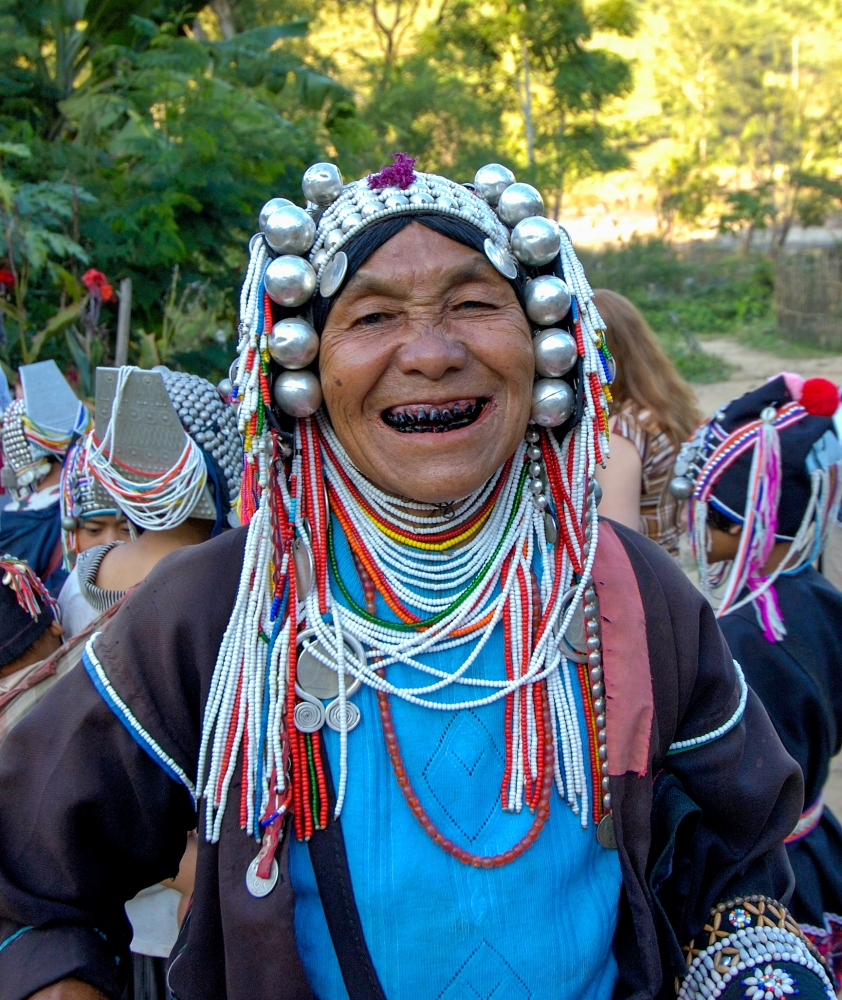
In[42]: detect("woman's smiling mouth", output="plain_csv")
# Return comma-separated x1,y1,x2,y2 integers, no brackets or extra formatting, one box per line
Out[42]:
381,397,489,433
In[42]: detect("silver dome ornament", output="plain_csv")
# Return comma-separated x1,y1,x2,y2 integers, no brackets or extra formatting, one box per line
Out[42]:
259,197,293,231
263,205,316,256
483,238,518,280
264,256,317,308
531,378,575,427
525,276,572,326
533,328,579,378
217,377,233,400
311,248,328,271
510,216,561,267
669,476,695,500
319,251,348,298
61,515,78,531
267,318,319,370
474,163,516,206
302,163,343,206
272,369,323,418
497,183,544,227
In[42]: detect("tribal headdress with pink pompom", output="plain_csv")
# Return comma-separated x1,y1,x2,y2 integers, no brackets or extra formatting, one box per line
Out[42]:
671,373,842,641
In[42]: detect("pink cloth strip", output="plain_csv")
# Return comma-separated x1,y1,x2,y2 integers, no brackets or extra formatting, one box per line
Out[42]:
592,522,653,777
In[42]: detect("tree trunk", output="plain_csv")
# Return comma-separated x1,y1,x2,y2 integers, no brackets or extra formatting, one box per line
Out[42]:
520,36,535,170
211,0,237,40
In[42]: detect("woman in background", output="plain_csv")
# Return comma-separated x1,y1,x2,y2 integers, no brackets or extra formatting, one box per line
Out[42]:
593,289,701,558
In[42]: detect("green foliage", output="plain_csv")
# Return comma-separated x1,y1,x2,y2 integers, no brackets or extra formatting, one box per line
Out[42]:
652,0,842,246
0,0,359,374
581,236,778,381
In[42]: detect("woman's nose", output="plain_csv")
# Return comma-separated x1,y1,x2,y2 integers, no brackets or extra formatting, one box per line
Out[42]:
394,325,468,381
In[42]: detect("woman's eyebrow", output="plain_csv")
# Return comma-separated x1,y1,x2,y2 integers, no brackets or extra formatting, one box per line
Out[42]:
343,259,495,299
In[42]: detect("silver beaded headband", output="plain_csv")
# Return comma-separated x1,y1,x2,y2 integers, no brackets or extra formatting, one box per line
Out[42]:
233,155,611,437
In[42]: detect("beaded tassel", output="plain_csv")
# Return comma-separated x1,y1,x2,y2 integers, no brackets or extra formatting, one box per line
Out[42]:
199,226,613,845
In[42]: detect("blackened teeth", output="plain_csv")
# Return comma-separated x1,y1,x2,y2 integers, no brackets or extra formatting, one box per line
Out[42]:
383,399,486,433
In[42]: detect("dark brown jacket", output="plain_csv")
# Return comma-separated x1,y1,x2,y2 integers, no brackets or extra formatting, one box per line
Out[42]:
0,522,803,1000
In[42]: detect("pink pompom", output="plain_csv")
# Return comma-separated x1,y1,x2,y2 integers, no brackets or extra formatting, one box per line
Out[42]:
779,372,805,401
800,378,840,417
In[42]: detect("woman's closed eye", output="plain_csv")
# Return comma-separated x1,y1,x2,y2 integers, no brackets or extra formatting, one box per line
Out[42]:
353,312,388,327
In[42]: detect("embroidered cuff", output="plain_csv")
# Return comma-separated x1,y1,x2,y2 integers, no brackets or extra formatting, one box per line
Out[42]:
677,896,835,1000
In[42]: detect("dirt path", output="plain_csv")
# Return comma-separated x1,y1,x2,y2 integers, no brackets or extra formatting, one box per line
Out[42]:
693,337,842,417
688,336,842,820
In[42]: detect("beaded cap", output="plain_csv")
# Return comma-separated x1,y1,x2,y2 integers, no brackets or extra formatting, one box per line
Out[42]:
93,367,242,525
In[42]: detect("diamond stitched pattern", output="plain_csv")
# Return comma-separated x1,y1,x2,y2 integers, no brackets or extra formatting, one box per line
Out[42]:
423,711,504,843
438,941,531,1000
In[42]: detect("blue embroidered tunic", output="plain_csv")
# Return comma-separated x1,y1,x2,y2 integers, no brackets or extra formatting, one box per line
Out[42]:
288,524,622,1000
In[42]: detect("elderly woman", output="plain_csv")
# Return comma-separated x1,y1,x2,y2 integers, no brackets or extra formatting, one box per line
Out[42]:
0,159,832,1000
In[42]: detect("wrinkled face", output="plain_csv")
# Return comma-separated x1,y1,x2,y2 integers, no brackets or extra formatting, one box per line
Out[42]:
78,514,132,551
319,224,534,503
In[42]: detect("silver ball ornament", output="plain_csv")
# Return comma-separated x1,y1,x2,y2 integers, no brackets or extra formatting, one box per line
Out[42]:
264,256,317,308
267,318,319,370
533,328,578,378
259,197,293,231
497,183,544,227
525,276,572,326
216,377,233,400
263,205,316,256
473,163,516,206
531,378,575,427
61,515,78,531
301,163,343,206
669,476,695,500
272,370,323,418
510,216,561,266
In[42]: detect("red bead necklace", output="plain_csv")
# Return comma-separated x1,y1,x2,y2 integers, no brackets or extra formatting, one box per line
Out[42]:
353,554,554,867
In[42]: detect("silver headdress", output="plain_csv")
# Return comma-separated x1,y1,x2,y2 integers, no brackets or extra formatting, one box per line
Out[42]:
89,367,243,531
0,360,90,500
234,156,609,435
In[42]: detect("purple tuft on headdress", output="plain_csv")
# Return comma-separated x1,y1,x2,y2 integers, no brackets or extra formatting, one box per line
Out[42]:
368,153,417,191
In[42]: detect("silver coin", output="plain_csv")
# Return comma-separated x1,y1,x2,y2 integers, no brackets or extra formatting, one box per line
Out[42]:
483,238,518,279
246,856,279,897
596,813,617,850
319,251,348,298
297,642,340,700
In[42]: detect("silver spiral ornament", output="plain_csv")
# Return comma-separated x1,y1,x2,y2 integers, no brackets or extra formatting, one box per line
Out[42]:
294,692,326,733
325,699,361,733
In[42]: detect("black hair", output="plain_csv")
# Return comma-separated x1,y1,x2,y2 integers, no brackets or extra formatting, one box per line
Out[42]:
309,213,529,334
707,505,739,533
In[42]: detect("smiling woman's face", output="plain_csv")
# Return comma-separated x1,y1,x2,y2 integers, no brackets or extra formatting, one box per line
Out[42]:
319,223,534,503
